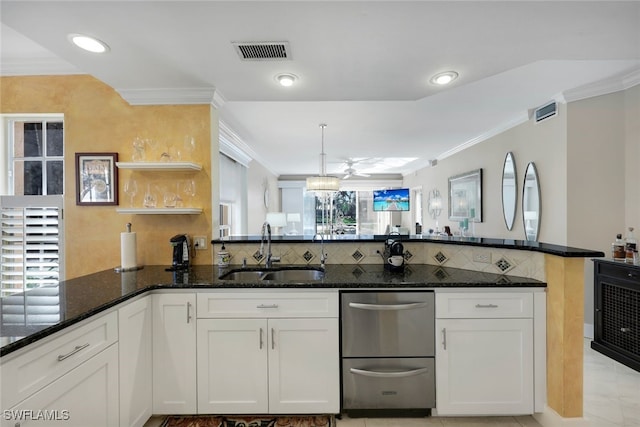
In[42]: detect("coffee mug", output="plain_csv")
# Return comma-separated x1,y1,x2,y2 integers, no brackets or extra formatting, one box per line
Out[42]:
388,255,403,267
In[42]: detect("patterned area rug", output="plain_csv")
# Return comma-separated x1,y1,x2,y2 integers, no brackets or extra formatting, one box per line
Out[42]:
161,415,335,427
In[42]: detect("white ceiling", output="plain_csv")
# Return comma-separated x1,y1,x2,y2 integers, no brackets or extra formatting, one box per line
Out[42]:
1,1,639,177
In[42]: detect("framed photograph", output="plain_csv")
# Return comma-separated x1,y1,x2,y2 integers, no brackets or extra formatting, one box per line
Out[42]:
448,168,482,222
75,152,119,205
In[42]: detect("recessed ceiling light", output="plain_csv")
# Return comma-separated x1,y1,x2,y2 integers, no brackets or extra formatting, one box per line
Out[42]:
276,73,297,87
430,71,459,86
68,33,110,53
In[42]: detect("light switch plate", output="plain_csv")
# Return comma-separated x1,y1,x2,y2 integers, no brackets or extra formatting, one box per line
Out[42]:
194,236,207,250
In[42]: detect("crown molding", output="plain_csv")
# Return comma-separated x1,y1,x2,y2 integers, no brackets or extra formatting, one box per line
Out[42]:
0,58,81,76
218,121,280,177
435,112,530,163
219,123,252,167
561,67,640,103
116,87,217,105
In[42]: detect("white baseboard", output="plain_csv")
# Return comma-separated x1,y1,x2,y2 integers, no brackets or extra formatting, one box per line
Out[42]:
584,323,594,339
533,406,592,427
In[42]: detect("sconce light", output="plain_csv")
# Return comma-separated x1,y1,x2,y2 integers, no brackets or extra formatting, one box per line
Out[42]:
427,189,442,220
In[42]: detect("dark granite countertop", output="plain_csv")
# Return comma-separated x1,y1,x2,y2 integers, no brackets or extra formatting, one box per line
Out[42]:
593,258,640,270
213,235,605,258
0,263,545,357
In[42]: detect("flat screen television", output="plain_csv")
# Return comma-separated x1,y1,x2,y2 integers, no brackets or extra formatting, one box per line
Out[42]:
373,188,410,212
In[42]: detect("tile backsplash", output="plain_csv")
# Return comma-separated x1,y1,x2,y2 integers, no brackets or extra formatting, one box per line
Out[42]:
214,241,546,281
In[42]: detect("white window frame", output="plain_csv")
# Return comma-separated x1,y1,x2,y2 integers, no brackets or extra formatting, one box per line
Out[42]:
1,113,65,196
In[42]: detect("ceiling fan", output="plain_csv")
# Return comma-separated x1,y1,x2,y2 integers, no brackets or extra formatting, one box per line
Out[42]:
342,159,371,179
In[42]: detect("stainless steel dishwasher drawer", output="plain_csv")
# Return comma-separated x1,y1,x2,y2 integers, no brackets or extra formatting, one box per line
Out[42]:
342,358,435,410
341,291,435,357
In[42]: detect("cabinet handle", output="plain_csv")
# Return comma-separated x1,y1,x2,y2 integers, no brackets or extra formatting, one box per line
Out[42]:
271,328,275,349
187,302,192,323
257,304,279,309
57,343,90,361
350,367,429,378
442,328,447,350
475,303,499,308
259,328,264,349
349,302,428,311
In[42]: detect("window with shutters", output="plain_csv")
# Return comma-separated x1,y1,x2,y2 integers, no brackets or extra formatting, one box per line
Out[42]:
1,115,65,323
0,196,64,298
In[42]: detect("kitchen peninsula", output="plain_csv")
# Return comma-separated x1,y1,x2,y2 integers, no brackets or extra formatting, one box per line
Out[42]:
0,236,603,427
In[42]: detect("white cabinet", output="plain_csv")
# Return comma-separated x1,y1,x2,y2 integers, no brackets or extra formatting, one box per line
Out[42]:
152,293,197,414
1,312,118,411
2,343,119,427
268,317,339,414
196,291,340,414
197,318,269,413
119,296,152,427
435,291,540,416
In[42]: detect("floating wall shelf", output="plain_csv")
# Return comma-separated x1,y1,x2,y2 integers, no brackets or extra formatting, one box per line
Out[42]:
116,162,202,171
116,208,203,215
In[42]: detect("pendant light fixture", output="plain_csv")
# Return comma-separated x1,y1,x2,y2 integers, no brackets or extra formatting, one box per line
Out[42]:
306,123,340,192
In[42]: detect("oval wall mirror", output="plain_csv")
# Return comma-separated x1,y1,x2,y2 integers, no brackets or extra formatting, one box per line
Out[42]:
501,152,517,230
522,162,541,241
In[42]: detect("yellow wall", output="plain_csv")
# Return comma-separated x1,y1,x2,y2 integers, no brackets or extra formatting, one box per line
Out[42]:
1,75,213,279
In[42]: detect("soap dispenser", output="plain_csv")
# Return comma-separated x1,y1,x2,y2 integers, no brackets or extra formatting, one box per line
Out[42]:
217,243,230,267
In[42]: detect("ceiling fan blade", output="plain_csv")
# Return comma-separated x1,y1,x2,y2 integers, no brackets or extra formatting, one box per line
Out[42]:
354,172,371,177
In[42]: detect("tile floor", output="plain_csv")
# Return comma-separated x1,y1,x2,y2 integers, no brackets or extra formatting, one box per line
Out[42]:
583,339,640,427
144,338,640,427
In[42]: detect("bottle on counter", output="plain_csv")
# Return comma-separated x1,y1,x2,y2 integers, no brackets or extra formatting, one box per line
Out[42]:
612,233,626,261
217,243,230,267
625,227,637,263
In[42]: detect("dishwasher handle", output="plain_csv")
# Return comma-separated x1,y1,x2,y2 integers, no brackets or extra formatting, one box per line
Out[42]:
348,301,429,311
349,367,430,378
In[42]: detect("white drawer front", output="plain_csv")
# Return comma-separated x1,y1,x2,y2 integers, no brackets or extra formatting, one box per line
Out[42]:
197,291,338,318
1,311,118,408
436,292,533,318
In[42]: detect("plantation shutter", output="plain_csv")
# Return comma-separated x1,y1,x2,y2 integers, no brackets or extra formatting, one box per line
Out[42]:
1,195,64,299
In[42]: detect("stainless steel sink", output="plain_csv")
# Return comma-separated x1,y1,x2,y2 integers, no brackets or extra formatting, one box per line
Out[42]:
218,270,266,281
218,267,324,282
261,268,325,281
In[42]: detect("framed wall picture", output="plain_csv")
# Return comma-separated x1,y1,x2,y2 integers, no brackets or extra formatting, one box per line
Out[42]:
75,152,119,205
448,168,482,222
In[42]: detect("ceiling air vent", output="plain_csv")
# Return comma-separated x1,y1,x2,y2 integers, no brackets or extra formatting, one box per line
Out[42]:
232,41,291,61
534,101,557,123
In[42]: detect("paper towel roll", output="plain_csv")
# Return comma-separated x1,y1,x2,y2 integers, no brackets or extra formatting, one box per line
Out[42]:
121,232,137,270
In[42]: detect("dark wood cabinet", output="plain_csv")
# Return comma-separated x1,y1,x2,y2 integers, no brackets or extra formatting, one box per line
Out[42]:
592,260,640,372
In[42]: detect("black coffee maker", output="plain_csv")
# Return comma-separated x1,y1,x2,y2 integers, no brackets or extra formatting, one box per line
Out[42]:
383,234,405,272
168,234,190,270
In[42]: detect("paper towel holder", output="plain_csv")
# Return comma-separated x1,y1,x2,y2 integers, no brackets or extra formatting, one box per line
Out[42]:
115,222,144,273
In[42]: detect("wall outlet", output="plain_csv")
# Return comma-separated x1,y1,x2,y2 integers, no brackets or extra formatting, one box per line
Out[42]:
472,251,491,263
369,247,382,257
194,236,207,250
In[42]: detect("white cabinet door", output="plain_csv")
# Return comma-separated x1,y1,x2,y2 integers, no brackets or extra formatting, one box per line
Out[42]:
2,344,119,427
152,293,197,414
196,317,340,414
119,296,152,427
268,318,340,414
197,318,269,414
436,318,534,415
